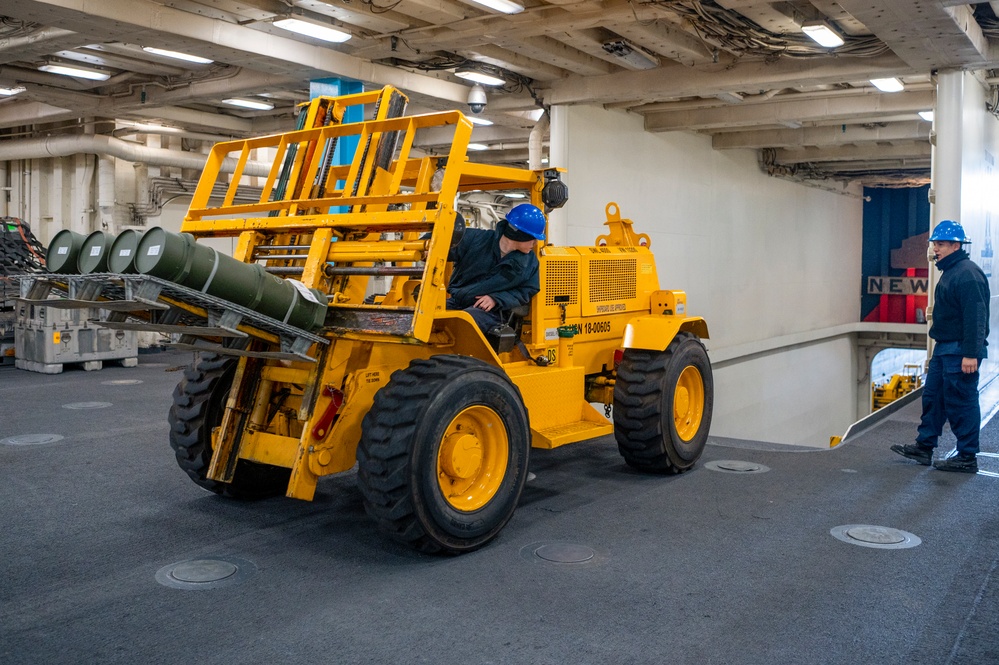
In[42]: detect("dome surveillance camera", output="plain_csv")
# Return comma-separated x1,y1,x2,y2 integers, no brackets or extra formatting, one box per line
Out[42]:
467,84,487,114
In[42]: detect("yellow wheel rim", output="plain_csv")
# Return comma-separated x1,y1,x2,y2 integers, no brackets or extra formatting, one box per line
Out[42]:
437,405,509,511
673,365,705,442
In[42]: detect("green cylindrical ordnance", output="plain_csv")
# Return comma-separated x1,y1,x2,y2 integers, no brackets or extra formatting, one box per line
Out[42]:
108,229,144,274
134,227,200,284
134,227,327,331
46,230,87,274
78,230,115,274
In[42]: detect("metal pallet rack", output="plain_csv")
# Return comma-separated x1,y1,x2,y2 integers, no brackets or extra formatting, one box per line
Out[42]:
17,273,328,362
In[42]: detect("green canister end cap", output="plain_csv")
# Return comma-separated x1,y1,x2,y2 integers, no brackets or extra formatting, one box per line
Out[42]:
557,325,576,338
45,229,86,274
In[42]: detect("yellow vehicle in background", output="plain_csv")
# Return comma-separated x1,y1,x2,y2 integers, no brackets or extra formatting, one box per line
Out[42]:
124,86,712,553
872,363,924,411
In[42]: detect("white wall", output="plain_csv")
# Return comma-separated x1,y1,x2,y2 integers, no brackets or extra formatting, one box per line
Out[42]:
558,105,864,446
958,72,999,386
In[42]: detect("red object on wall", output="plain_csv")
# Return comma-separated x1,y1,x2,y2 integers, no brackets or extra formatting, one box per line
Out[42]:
863,267,929,324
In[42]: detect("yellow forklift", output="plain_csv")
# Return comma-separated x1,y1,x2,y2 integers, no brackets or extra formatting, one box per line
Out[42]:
872,363,924,411
30,86,713,553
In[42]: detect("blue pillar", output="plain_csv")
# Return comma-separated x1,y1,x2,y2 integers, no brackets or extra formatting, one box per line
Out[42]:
310,78,363,213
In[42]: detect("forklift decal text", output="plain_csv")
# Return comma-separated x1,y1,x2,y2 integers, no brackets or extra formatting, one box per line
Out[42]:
596,303,626,313
584,320,611,334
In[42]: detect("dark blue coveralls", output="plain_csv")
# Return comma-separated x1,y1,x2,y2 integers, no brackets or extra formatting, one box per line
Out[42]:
916,249,990,456
446,220,539,332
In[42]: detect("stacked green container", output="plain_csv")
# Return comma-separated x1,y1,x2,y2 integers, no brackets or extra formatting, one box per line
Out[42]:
108,229,144,274
78,230,115,274
134,227,327,332
46,229,87,274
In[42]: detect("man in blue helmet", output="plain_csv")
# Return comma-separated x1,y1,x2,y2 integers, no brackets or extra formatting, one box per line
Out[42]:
446,203,545,332
891,220,990,473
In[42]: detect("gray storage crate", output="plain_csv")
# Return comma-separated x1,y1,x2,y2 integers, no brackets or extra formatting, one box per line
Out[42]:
14,301,138,374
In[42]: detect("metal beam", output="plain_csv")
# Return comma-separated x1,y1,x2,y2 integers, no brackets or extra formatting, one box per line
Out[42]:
603,20,715,66
712,121,930,149
0,0,477,105
810,158,931,172
773,142,932,164
836,0,996,69
644,90,935,132
543,53,915,105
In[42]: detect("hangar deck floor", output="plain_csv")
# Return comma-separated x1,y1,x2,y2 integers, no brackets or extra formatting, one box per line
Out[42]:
1,351,997,665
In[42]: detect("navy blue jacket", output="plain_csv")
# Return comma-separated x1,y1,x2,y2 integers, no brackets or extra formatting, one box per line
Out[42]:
930,249,990,359
447,221,539,311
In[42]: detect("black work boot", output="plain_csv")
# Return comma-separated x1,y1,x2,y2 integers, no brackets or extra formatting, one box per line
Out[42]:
933,454,978,473
890,443,934,466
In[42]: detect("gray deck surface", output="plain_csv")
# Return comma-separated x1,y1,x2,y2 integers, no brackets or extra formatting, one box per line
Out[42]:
1,350,997,665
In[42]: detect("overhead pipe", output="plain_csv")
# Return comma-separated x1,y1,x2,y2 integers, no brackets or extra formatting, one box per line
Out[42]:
0,161,6,217
112,124,236,143
98,155,115,228
0,133,270,176
0,27,77,52
528,112,549,171
546,104,568,246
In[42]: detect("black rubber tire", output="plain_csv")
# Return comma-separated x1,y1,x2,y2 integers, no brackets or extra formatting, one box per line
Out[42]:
613,332,714,473
168,353,291,499
356,354,531,554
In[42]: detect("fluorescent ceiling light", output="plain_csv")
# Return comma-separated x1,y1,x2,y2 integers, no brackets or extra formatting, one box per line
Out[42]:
467,143,489,151
274,17,351,43
919,110,934,122
602,40,659,70
38,63,110,81
0,86,25,96
504,192,526,199
141,46,214,64
870,77,904,92
468,116,493,126
120,121,182,134
223,98,274,110
455,67,505,86
463,0,524,14
801,21,844,48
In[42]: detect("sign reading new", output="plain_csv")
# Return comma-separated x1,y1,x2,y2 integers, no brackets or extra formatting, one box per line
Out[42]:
866,276,929,296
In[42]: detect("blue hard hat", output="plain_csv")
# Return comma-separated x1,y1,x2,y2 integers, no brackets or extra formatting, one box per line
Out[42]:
929,220,970,243
505,203,546,241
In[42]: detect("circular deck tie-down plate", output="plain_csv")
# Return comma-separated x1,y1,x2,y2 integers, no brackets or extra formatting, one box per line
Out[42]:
62,401,113,410
155,556,256,590
705,460,771,474
519,542,607,566
1,434,64,446
830,525,921,550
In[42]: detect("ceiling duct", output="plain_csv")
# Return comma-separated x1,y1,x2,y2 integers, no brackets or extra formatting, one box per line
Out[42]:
601,40,660,71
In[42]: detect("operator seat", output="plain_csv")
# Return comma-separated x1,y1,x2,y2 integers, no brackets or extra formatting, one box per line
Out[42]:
486,304,530,354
